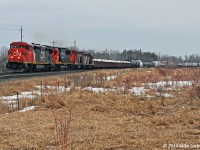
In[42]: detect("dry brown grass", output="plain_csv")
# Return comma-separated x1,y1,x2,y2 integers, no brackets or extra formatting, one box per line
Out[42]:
0,100,11,113
0,68,200,149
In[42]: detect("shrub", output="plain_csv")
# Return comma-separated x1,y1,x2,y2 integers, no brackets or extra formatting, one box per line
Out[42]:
52,107,72,150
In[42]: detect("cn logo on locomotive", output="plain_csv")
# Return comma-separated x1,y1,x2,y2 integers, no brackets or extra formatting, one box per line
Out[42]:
13,49,22,57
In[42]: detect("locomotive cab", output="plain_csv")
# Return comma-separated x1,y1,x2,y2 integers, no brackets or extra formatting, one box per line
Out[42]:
83,53,94,69
52,48,60,64
69,50,77,64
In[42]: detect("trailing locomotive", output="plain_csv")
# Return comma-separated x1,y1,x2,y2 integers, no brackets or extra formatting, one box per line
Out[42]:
6,42,94,72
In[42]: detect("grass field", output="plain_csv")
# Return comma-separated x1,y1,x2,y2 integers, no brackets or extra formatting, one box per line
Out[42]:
0,68,200,150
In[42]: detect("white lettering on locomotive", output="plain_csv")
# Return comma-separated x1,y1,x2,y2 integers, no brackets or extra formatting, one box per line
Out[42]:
40,52,45,59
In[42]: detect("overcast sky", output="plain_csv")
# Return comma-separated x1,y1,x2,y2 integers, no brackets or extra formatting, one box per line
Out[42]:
0,0,200,56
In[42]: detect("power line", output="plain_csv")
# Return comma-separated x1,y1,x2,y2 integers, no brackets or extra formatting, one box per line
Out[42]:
0,28,19,30
0,41,14,43
0,22,20,26
0,23,94,49
78,41,91,49
49,40,58,47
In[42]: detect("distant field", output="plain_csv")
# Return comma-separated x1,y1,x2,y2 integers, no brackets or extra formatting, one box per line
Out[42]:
0,68,200,150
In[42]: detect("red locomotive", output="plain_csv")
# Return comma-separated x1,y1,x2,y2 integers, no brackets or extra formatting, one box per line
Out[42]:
6,42,94,72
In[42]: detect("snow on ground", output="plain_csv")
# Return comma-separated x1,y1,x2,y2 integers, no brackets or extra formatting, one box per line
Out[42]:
84,87,116,93
146,81,193,90
128,87,146,96
18,106,37,112
156,93,174,98
0,80,194,104
35,85,71,92
106,75,117,81
1,91,40,101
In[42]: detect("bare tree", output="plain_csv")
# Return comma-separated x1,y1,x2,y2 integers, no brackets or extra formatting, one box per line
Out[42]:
0,47,8,72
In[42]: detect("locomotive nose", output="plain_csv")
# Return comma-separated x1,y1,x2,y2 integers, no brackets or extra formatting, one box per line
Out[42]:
8,48,24,62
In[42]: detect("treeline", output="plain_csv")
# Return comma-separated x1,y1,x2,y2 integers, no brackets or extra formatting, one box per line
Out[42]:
90,49,200,64
90,49,158,62
160,54,200,63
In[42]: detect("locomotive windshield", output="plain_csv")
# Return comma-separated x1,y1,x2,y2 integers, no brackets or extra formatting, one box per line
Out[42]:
10,44,29,50
10,44,20,48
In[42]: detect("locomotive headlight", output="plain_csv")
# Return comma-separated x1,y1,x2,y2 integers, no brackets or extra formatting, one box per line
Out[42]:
18,56,20,59
11,56,13,58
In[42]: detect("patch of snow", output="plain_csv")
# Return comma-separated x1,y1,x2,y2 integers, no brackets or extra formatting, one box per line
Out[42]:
35,85,70,93
157,93,174,98
3,100,18,104
84,87,116,93
106,75,117,81
147,81,193,90
35,85,45,89
1,91,39,101
19,106,37,112
129,87,145,96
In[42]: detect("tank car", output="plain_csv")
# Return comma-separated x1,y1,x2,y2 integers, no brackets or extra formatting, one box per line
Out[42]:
131,60,143,68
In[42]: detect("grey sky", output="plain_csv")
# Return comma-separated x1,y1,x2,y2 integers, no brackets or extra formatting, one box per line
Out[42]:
0,0,200,56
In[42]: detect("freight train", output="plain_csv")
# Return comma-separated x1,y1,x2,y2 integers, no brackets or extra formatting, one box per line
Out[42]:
6,42,132,72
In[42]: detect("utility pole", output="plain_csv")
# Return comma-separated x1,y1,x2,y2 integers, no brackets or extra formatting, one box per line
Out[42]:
73,40,76,49
20,25,23,42
49,40,58,47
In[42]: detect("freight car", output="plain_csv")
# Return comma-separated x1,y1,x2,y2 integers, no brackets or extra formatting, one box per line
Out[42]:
177,62,200,67
131,60,143,68
93,59,132,68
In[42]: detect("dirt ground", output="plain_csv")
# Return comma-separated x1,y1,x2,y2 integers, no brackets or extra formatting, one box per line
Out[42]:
0,68,200,150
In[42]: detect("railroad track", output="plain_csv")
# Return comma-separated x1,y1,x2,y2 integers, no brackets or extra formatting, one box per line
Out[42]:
0,70,87,82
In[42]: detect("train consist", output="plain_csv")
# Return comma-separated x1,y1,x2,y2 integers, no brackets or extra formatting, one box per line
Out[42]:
7,41,199,72
6,42,132,72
